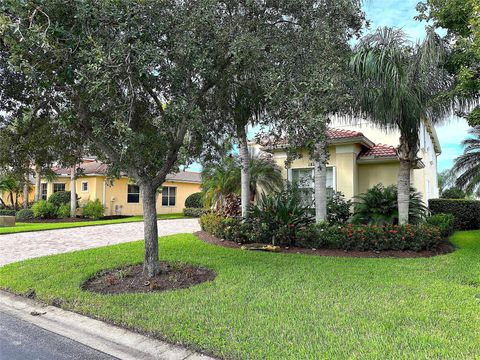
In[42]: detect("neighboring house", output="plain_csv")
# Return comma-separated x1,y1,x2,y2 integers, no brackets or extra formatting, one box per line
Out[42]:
255,120,441,204
1,160,201,216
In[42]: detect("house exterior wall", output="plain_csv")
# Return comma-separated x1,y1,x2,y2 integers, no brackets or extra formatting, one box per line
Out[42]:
29,175,201,216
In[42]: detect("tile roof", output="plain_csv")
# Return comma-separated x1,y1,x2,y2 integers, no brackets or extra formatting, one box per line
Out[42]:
358,144,397,159
260,128,366,148
53,161,201,183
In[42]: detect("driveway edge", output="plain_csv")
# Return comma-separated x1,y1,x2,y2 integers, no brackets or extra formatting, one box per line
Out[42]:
0,290,214,360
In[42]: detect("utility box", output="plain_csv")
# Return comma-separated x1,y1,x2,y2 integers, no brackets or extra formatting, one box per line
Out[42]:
0,216,15,227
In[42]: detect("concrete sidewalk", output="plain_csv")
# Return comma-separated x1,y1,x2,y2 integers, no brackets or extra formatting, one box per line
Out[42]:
0,291,214,360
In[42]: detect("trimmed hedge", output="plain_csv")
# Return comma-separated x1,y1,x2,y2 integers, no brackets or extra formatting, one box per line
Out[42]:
183,207,206,217
429,199,480,230
425,213,455,238
0,209,16,216
16,209,34,221
185,192,203,208
48,191,72,207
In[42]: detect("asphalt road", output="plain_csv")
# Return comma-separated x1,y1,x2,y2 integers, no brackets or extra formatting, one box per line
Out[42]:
0,311,116,360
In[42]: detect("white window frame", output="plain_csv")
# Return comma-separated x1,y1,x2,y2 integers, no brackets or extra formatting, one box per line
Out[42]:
161,186,177,207
127,184,140,204
81,181,88,192
288,166,336,191
53,183,66,193
40,183,48,200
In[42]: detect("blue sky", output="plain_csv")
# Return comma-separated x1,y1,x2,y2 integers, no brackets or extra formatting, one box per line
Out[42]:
186,0,469,172
363,0,469,171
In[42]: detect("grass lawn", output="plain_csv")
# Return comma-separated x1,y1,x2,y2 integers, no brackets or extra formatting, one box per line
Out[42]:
0,213,185,235
1,231,479,359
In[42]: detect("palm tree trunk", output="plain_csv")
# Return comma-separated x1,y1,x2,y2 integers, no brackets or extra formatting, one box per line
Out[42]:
70,167,76,218
238,125,250,218
397,135,413,225
314,141,328,223
141,183,161,277
34,164,41,202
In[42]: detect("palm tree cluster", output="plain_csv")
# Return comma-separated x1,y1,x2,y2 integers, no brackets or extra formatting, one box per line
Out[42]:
201,151,284,211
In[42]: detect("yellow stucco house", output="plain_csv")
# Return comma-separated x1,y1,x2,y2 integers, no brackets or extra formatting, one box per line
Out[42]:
34,160,201,216
254,120,441,204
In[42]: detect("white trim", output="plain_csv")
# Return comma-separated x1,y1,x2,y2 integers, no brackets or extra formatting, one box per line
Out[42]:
161,186,177,207
102,180,106,206
81,181,88,192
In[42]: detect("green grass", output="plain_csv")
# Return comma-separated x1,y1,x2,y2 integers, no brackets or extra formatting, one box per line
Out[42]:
0,213,185,235
1,231,480,359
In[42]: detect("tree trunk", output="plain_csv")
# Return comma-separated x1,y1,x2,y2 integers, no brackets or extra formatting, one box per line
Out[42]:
23,173,29,209
34,164,41,202
397,159,411,225
238,125,250,218
141,183,161,277
70,167,77,218
314,141,328,223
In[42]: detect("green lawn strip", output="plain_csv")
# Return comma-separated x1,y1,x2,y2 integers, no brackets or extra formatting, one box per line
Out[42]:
1,231,480,359
0,213,186,235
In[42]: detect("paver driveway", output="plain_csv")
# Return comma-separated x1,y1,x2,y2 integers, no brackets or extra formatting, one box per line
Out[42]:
0,219,200,266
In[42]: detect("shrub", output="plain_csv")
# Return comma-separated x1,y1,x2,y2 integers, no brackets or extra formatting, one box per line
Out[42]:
353,184,427,225
429,199,480,230
48,191,71,207
199,212,224,237
82,199,105,219
425,213,455,238
327,191,351,224
298,223,441,251
56,203,71,218
32,200,57,219
183,207,206,217
16,209,34,221
0,209,16,216
247,185,314,246
441,187,466,199
184,192,204,208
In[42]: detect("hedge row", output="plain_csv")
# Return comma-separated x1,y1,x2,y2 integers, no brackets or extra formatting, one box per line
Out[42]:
429,199,480,230
0,209,16,216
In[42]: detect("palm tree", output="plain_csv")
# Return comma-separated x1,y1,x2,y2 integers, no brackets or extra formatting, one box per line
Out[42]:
202,151,284,211
351,27,454,224
0,174,22,209
451,127,480,195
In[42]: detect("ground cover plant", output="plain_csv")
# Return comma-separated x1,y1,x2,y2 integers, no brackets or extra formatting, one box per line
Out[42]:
0,232,479,359
0,213,184,234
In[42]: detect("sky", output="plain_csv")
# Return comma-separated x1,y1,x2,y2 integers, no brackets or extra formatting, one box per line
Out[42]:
363,0,469,171
186,0,470,172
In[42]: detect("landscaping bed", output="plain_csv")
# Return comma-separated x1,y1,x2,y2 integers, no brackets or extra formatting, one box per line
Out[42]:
195,231,454,258
83,263,216,295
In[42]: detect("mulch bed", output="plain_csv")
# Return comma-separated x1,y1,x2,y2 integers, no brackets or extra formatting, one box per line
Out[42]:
194,231,455,258
83,263,216,295
23,215,132,223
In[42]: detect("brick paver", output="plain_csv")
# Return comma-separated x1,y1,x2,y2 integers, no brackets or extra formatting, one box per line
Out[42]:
0,219,200,266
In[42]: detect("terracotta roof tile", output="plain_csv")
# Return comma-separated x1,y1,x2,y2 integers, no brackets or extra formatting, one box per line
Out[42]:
260,128,365,147
358,144,397,159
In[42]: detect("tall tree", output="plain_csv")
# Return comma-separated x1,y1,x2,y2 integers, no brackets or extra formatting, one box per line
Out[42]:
1,0,238,277
416,0,480,126
351,27,456,224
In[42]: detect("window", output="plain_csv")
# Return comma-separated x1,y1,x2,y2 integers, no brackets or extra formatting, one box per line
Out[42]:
127,184,140,203
40,183,48,200
81,181,88,192
290,167,335,206
162,187,176,206
53,183,65,193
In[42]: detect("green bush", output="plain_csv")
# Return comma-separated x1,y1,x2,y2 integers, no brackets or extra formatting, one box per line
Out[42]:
298,223,442,251
183,207,206,217
327,191,351,224
199,212,252,243
48,191,71,207
185,192,204,208
353,184,427,225
429,199,480,230
441,187,466,199
0,209,16,216
16,209,34,221
56,203,71,218
32,200,57,219
425,213,455,238
199,212,224,236
82,199,105,220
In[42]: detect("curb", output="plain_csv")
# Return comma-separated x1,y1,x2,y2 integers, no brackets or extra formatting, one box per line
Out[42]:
0,290,214,360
